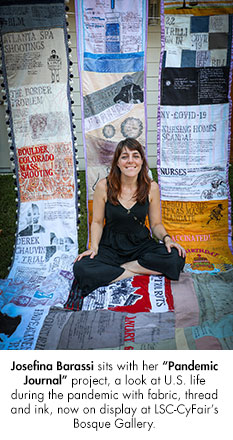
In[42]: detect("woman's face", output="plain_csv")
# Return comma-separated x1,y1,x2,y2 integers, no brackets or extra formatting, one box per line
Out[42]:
117,147,143,177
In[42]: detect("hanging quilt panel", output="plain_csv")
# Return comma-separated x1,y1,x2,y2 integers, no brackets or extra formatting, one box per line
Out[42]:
0,0,78,349
158,0,233,273
75,0,148,242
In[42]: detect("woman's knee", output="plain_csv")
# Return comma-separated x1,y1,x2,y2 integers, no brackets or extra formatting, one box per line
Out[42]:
170,247,185,264
73,256,90,278
169,249,185,276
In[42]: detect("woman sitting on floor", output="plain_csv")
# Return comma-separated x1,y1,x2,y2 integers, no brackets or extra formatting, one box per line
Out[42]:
66,137,186,310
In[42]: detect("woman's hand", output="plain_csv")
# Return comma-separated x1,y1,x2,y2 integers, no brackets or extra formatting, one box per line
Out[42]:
164,236,186,258
74,247,98,262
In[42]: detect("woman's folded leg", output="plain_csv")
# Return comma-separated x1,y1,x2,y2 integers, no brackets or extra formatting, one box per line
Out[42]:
73,254,125,296
138,245,185,281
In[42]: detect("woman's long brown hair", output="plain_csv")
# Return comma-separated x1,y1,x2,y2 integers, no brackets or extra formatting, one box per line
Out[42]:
107,138,151,205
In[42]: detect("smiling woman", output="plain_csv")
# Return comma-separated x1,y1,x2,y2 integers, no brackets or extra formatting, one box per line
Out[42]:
66,138,186,310
117,149,143,176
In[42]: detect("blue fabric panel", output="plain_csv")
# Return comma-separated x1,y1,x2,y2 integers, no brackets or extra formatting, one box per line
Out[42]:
191,16,209,33
0,0,62,4
0,2,65,32
84,52,144,72
106,42,121,53
84,51,144,60
162,52,166,68
181,50,196,67
192,315,233,339
227,15,233,66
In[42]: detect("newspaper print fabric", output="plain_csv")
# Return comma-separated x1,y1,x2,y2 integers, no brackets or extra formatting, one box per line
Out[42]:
35,271,233,350
75,0,147,233
36,309,176,350
163,14,232,68
0,1,78,279
0,0,78,350
0,273,172,349
81,275,174,313
158,0,233,272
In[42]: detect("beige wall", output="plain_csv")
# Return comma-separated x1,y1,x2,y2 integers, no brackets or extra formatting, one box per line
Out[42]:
68,0,161,170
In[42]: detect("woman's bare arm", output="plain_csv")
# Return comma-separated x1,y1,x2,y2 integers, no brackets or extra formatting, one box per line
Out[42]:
76,179,107,260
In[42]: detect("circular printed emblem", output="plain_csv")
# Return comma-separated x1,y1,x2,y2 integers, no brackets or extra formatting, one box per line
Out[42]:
102,124,116,139
121,117,143,139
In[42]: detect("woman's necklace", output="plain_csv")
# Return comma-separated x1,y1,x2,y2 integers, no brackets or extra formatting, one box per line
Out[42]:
119,189,137,212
